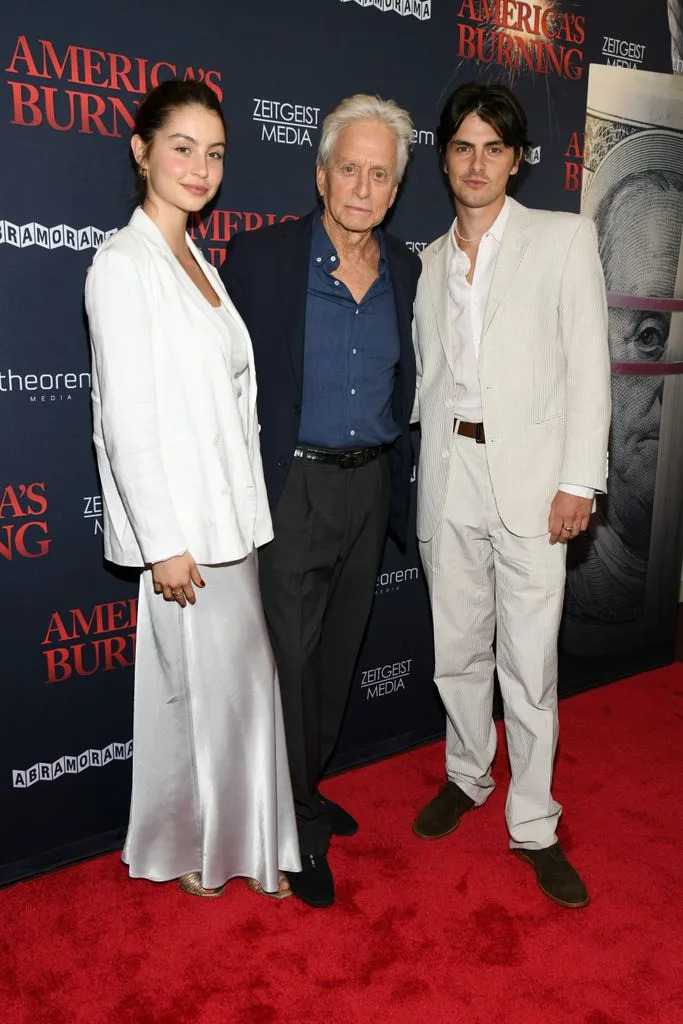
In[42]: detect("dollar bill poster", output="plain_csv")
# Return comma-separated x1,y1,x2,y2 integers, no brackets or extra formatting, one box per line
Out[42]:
561,64,683,668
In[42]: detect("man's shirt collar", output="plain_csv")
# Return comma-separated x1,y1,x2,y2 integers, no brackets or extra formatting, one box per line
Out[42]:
312,211,388,273
450,194,511,256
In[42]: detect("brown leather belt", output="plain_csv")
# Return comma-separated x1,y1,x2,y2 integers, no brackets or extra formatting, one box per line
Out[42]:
454,420,486,444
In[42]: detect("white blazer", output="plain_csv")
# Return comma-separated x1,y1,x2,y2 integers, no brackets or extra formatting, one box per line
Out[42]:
413,198,612,540
85,207,273,568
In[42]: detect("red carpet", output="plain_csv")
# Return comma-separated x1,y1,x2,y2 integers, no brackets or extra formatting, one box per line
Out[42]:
2,664,682,1024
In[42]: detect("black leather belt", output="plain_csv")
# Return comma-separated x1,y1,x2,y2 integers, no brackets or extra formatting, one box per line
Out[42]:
293,443,391,469
454,420,486,443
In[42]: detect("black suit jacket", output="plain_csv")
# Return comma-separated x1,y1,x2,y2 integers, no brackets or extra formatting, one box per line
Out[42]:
220,210,421,547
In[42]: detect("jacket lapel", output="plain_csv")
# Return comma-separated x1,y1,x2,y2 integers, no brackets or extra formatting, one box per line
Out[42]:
426,233,453,372
129,207,222,319
128,208,260,443
278,212,316,394
385,236,412,352
482,198,532,336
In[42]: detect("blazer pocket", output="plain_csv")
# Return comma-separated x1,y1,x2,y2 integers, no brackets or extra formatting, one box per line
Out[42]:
532,413,566,425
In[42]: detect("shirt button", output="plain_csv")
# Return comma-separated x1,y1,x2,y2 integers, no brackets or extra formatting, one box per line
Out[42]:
330,256,336,262
350,388,356,395
355,309,359,315
352,348,357,355
316,257,322,263
350,430,356,437
442,450,448,458
334,281,340,287
277,458,287,468
213,433,221,445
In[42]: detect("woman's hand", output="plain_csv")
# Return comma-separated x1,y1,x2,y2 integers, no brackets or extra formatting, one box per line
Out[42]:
152,552,205,607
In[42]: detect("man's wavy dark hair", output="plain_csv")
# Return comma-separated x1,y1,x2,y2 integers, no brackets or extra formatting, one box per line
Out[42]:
437,82,530,157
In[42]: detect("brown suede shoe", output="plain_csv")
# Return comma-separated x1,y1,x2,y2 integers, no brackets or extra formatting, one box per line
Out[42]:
513,842,589,908
412,781,476,839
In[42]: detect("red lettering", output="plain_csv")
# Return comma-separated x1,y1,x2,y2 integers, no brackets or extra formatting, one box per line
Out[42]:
564,132,584,159
13,521,50,558
101,635,135,670
101,601,130,633
81,48,108,87
207,248,226,267
5,35,44,77
0,522,50,559
564,162,582,191
43,612,72,645
44,647,72,682
563,47,583,80
515,2,533,33
43,87,77,131
149,61,176,88
243,212,264,233
109,96,136,135
540,40,564,75
69,606,102,639
498,1,516,29
72,642,100,677
498,32,517,67
8,81,43,127
74,91,116,136
457,23,478,60
26,482,48,516
191,209,219,241
133,57,149,95
39,39,76,81
573,15,586,45
203,70,223,103
107,52,136,93
0,485,25,519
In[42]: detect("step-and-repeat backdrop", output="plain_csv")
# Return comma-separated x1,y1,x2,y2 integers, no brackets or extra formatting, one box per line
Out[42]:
1,0,682,884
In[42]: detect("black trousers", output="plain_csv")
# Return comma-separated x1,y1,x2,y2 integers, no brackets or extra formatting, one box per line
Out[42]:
258,451,392,855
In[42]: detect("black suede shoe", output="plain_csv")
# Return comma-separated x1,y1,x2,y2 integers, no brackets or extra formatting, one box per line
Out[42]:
288,853,335,908
513,842,589,908
320,796,359,837
412,781,476,839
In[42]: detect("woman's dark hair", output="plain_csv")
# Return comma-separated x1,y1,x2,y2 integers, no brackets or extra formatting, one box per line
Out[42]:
436,82,530,156
131,79,226,202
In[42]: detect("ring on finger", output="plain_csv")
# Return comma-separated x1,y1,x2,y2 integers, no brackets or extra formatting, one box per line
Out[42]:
172,588,184,596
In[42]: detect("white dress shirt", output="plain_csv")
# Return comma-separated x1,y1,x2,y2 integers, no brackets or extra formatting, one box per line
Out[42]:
447,198,593,501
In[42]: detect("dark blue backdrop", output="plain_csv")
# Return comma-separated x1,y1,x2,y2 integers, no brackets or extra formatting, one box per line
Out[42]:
1,0,680,885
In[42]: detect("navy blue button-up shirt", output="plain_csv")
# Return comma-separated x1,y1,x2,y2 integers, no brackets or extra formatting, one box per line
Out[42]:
298,214,401,448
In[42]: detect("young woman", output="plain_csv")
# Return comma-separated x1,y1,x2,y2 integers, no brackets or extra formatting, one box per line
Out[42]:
85,80,299,897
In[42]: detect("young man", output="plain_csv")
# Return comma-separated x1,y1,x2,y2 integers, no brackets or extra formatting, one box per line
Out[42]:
411,83,611,908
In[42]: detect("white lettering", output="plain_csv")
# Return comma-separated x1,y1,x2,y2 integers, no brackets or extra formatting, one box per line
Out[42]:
13,741,133,787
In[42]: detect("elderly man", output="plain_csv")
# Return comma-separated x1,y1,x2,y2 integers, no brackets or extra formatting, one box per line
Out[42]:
412,83,611,908
221,95,420,907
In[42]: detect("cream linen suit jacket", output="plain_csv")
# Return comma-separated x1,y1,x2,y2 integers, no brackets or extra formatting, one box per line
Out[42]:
85,208,273,569
413,198,611,541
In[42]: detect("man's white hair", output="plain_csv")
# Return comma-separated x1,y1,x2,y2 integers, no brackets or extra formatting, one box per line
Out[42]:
317,94,414,183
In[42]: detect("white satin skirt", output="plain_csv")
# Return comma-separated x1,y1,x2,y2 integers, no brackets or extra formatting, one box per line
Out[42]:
122,551,300,891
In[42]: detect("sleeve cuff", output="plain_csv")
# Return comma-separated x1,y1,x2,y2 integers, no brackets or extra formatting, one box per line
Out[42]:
558,483,595,500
